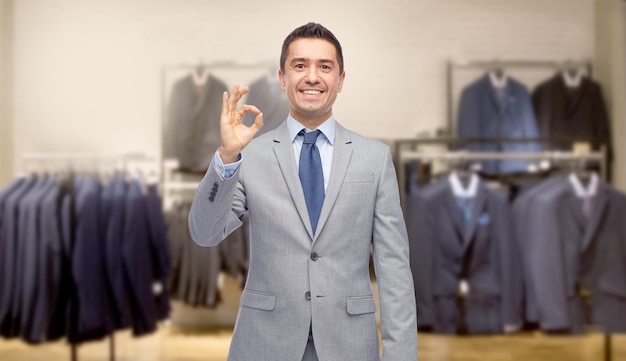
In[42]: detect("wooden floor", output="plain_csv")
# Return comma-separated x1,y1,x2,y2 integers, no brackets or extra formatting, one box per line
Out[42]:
1,326,625,361
2,275,625,360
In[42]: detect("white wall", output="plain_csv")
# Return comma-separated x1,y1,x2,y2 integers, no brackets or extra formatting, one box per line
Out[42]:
0,0,12,187
595,0,626,190
10,0,595,174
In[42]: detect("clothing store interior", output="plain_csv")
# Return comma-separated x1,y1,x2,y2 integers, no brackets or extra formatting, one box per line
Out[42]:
2,0,626,360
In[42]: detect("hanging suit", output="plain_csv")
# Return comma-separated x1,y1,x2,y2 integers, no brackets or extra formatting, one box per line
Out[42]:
511,175,571,326
164,74,229,172
72,176,109,341
531,73,612,159
19,178,55,342
28,180,65,343
242,73,290,137
407,174,522,334
145,183,172,320
122,179,157,336
456,74,541,174
0,177,30,334
526,175,626,334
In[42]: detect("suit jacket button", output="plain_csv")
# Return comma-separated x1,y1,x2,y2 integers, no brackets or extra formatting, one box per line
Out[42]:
305,291,311,300
311,253,319,261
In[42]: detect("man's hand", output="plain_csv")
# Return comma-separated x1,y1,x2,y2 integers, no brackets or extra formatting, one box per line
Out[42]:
218,85,264,163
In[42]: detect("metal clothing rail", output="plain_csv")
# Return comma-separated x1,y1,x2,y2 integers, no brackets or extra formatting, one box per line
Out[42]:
21,152,157,174
398,149,606,206
446,58,593,132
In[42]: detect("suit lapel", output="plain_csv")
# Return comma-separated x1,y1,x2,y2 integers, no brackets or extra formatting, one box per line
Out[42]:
581,183,608,252
272,124,314,239
313,124,353,243
565,77,590,119
565,191,586,234
443,183,465,243
463,184,486,253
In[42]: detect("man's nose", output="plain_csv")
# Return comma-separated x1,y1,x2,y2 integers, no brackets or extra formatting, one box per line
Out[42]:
305,67,319,83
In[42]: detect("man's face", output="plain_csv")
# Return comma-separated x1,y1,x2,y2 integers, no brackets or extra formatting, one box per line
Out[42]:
279,38,345,124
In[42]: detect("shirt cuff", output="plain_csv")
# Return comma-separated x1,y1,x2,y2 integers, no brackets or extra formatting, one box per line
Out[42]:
213,151,242,179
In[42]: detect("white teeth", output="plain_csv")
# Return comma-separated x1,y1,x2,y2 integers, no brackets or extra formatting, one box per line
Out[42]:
302,90,321,95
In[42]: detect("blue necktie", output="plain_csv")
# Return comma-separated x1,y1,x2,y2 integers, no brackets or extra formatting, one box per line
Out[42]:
299,129,325,234
457,197,472,228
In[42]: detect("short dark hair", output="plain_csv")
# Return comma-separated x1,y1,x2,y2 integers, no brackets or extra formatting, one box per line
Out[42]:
280,22,344,75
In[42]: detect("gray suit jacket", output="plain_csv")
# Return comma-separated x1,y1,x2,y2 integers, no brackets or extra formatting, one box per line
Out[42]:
189,121,417,361
164,74,229,172
526,178,626,333
511,175,570,325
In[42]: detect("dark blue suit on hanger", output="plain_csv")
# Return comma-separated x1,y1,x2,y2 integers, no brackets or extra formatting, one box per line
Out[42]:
407,174,523,334
457,74,541,174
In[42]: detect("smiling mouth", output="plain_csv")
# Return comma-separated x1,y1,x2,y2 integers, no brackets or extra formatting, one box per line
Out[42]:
301,90,322,95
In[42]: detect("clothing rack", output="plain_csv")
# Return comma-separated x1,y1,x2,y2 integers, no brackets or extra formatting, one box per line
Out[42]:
20,152,157,361
21,152,157,177
446,58,593,132
397,146,613,361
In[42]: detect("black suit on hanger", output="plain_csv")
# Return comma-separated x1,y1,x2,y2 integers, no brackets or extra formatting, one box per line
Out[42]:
531,73,612,174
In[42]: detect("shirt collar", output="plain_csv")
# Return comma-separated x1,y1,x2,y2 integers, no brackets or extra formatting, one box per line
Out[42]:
287,114,336,146
569,172,599,197
449,171,479,198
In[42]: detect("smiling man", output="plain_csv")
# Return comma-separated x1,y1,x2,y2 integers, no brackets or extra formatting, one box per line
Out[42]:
188,22,417,361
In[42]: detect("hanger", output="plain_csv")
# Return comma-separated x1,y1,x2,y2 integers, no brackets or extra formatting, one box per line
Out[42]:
192,58,210,86
560,59,587,88
488,59,507,89
571,157,597,188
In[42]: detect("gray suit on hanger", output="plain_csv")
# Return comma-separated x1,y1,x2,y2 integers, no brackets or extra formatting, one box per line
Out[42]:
527,179,626,333
188,121,417,361
242,74,290,137
164,74,229,172
511,175,570,325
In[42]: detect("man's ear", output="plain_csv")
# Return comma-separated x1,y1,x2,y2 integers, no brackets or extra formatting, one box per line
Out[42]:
337,71,346,92
278,70,286,90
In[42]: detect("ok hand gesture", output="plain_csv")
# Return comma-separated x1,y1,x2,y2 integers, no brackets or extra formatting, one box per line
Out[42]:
218,85,264,163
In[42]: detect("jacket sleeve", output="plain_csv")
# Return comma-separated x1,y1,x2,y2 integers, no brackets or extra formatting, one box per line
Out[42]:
188,154,247,247
371,147,418,361
405,191,434,329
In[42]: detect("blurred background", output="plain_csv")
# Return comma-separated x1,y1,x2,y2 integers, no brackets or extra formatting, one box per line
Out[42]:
1,0,626,360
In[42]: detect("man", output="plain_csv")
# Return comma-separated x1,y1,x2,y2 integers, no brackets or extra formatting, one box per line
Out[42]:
188,22,417,361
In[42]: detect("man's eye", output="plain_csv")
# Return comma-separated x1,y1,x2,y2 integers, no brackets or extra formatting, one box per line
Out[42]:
321,65,331,70
294,64,305,69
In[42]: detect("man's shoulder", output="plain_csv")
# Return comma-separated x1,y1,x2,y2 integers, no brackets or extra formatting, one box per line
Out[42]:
338,124,388,150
